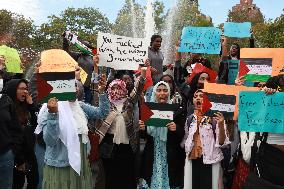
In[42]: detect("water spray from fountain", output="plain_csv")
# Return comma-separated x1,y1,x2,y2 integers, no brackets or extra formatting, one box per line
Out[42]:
144,0,157,46
161,0,177,71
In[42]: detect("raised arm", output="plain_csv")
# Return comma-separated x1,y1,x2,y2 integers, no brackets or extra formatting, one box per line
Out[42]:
42,98,60,147
129,68,146,104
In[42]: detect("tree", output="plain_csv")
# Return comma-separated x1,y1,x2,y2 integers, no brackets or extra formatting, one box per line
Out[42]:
0,9,38,65
227,4,264,26
172,0,213,43
112,0,145,37
254,11,284,48
161,0,213,66
153,1,167,33
36,7,112,50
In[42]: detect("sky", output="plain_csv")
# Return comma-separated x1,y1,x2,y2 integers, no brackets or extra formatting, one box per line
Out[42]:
0,0,283,26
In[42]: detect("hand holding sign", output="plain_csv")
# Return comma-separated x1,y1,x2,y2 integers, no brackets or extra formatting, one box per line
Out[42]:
47,97,58,113
166,122,176,131
139,120,146,131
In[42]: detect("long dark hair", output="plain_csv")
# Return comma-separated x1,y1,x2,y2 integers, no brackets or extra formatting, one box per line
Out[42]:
188,72,210,104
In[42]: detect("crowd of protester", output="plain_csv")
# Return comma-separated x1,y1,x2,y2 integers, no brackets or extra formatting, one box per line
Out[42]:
0,32,283,189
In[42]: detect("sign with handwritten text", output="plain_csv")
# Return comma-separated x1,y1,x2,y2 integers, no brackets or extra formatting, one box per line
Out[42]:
224,22,251,38
179,27,221,54
238,91,284,133
97,32,148,70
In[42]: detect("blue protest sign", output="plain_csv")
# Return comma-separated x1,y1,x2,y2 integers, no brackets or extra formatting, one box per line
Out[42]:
224,22,251,38
179,27,221,54
238,91,284,133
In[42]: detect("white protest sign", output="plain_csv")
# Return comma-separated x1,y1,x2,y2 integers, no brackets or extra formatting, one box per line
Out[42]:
97,32,148,70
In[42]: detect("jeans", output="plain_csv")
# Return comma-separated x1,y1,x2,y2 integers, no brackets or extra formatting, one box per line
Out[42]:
0,150,14,189
35,144,45,189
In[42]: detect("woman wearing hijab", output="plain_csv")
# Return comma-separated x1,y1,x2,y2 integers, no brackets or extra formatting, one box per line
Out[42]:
139,81,184,189
37,75,110,189
95,68,146,189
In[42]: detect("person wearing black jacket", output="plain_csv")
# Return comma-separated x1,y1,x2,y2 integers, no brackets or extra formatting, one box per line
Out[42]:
2,79,39,189
0,83,24,189
218,35,255,84
62,33,94,104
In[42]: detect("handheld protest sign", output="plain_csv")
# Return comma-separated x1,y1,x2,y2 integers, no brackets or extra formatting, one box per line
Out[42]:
141,102,179,127
179,27,221,54
97,32,148,70
242,58,272,82
241,48,284,77
224,22,251,38
37,49,77,102
0,45,23,73
203,83,259,120
238,91,284,133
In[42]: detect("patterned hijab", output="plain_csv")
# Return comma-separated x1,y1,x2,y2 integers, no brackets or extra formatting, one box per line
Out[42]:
107,79,128,103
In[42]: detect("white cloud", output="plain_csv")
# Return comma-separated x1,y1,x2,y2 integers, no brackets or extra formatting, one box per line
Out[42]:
0,0,42,21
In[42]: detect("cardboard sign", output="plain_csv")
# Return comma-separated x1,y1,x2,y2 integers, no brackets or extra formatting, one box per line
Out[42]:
240,48,284,76
179,27,221,54
97,32,148,70
38,49,77,102
224,22,251,38
238,91,284,133
39,49,77,73
203,83,259,120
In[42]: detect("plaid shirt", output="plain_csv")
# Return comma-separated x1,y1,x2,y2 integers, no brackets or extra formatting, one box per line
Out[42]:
95,76,145,152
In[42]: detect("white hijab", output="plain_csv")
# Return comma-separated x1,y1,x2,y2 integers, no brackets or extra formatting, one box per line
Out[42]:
147,81,172,141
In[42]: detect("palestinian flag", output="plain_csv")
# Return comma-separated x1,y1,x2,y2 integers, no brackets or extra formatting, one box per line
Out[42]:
203,83,259,120
241,58,272,82
141,102,179,127
37,72,76,103
64,31,96,56
203,93,236,118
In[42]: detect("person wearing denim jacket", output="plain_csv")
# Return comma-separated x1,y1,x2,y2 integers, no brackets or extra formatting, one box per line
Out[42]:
38,75,110,189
